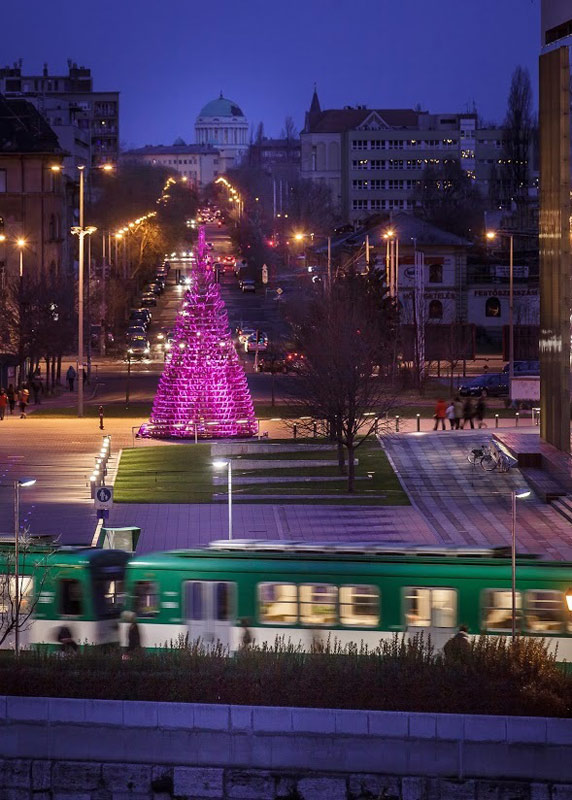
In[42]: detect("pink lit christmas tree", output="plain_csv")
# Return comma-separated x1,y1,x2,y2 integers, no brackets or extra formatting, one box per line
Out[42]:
140,227,257,438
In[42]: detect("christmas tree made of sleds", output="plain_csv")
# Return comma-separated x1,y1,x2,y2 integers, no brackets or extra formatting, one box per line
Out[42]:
140,227,257,438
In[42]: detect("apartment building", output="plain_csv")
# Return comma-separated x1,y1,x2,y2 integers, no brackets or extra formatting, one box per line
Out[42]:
301,90,513,226
0,61,119,166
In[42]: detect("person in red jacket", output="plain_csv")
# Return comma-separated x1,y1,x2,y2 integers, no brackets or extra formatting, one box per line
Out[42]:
433,398,447,431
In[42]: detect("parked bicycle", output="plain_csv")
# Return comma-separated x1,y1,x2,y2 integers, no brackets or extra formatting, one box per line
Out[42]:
467,441,512,472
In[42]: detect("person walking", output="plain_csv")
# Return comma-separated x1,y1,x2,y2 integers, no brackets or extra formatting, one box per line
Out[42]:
31,379,42,405
453,396,463,430
461,396,475,429
66,365,76,392
0,389,7,421
7,384,15,415
445,401,456,430
443,625,471,663
123,611,142,659
19,386,30,419
433,398,447,431
475,392,487,429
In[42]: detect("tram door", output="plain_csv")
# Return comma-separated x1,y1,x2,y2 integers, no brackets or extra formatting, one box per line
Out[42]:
184,581,236,648
403,587,458,650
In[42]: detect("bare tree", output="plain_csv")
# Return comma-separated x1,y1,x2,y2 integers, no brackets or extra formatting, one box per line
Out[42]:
281,115,299,142
0,533,54,648
502,66,533,214
288,273,396,492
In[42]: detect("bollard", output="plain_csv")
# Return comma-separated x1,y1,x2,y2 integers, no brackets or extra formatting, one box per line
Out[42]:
416,413,421,432
395,415,400,433
374,418,378,435
515,412,519,428
293,423,297,439
313,421,317,438
98,405,104,430
495,414,499,428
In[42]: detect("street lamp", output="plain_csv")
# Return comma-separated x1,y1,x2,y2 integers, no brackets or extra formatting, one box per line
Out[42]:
213,460,233,540
383,228,398,297
71,223,97,418
511,488,531,638
13,477,36,656
486,230,515,393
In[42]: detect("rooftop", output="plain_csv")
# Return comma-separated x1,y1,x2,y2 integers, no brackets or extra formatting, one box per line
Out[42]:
123,143,220,157
0,93,62,153
197,94,246,119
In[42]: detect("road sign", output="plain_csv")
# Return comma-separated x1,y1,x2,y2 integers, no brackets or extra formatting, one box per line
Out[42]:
94,486,113,510
261,264,268,284
276,287,283,295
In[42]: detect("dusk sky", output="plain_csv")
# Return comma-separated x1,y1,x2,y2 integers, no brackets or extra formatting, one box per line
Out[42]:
4,0,539,148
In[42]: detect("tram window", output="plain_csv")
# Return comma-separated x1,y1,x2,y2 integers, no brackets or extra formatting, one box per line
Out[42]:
482,589,522,631
405,588,457,628
300,584,337,626
215,582,235,621
340,585,379,627
60,579,83,616
185,582,204,621
134,581,159,617
94,578,124,617
0,576,33,614
258,583,298,624
525,590,564,633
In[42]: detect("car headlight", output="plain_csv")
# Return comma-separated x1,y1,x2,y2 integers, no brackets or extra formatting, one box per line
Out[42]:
145,347,150,354
165,342,171,350
157,333,164,340
127,348,133,354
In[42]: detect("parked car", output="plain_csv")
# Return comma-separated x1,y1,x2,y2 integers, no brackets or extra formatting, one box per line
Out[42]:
146,282,163,295
502,360,539,375
129,308,151,328
236,327,256,345
458,373,509,397
240,279,256,293
126,336,151,360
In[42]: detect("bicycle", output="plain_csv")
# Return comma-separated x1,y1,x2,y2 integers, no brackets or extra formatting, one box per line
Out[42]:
480,445,511,473
467,443,490,465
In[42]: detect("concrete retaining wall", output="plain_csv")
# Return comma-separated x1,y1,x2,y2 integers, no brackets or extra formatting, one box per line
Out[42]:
2,697,572,797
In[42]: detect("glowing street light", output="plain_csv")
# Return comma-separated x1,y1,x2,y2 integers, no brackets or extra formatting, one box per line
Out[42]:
511,488,531,638
13,477,36,655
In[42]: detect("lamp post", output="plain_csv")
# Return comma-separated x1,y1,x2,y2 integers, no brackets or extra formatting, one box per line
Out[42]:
16,238,26,384
511,488,531,638
52,163,112,417
213,460,233,540
383,228,398,297
486,231,514,392
13,477,36,655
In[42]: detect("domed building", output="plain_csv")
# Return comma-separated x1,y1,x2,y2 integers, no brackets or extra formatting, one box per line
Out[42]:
194,93,249,171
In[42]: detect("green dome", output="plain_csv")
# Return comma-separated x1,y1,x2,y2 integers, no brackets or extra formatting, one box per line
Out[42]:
198,95,245,119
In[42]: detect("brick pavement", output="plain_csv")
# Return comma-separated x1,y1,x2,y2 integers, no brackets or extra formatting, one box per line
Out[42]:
382,430,572,560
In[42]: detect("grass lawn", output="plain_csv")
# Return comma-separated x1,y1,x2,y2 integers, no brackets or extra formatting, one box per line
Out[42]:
114,443,213,503
113,440,408,505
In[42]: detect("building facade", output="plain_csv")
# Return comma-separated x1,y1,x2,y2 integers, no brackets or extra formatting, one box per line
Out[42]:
0,94,67,284
195,94,248,171
0,61,119,167
301,90,523,227
121,140,221,188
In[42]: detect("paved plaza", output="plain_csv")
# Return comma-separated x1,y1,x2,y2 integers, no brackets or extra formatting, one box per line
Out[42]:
383,429,572,560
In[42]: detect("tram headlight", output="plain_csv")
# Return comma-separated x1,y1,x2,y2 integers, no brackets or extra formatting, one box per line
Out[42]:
566,588,572,613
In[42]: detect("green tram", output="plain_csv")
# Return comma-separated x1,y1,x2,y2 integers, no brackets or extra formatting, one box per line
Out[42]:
0,541,129,649
121,541,572,656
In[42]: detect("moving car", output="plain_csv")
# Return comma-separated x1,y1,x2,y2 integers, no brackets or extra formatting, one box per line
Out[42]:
246,332,268,352
458,373,509,397
129,309,151,329
126,325,147,340
126,336,151,360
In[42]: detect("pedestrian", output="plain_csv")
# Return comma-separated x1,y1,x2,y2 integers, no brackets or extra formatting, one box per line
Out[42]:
433,398,447,431
445,401,456,430
122,611,142,658
443,625,471,663
7,384,15,415
239,618,253,650
57,625,78,654
475,392,487,429
461,396,474,429
19,386,30,419
66,365,76,392
453,395,463,430
82,367,88,386
0,388,7,420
